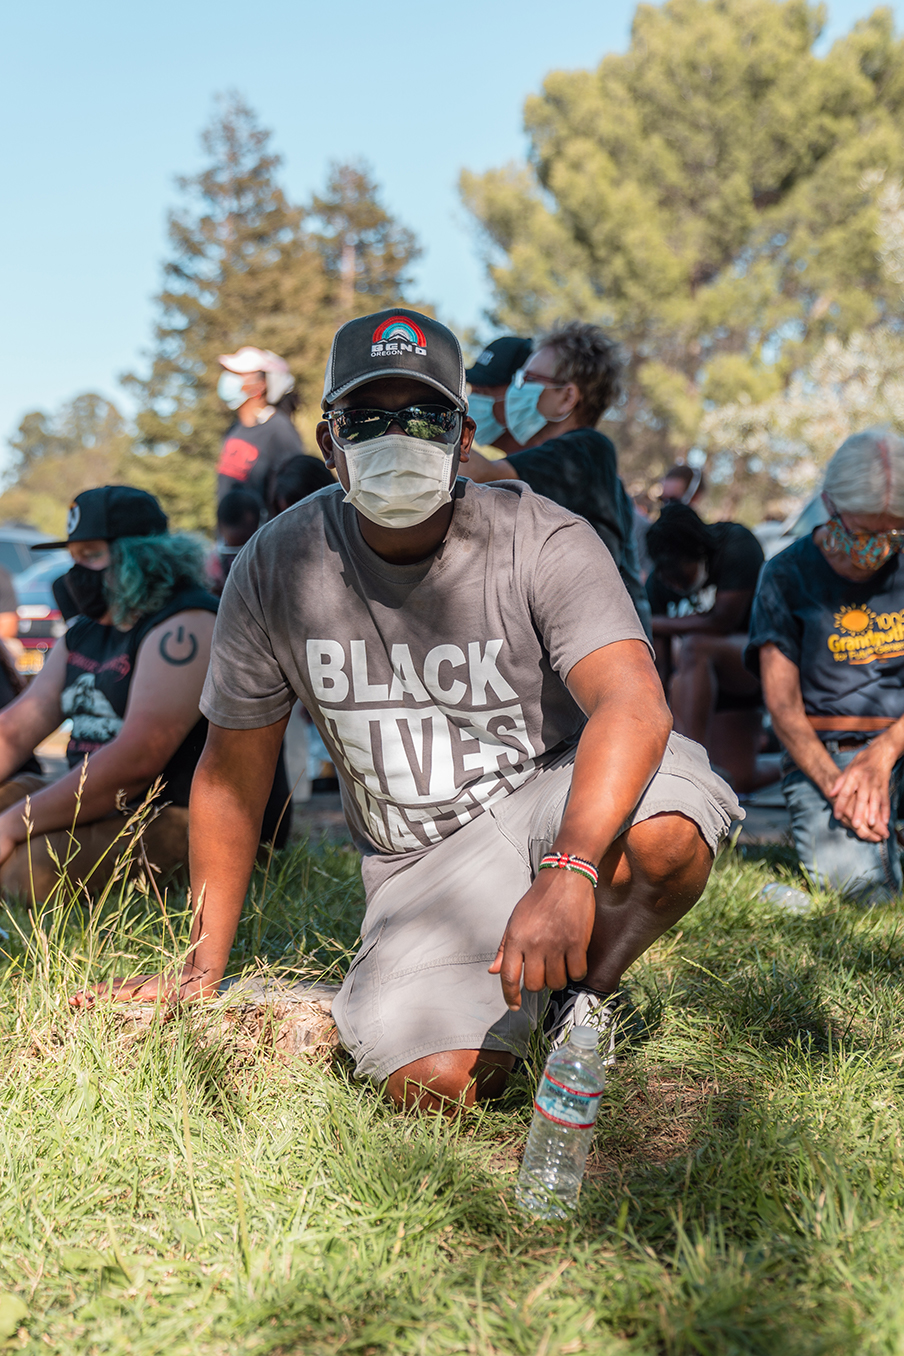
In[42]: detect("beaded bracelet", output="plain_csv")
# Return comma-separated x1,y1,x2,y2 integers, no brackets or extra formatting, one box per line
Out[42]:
538,853,599,888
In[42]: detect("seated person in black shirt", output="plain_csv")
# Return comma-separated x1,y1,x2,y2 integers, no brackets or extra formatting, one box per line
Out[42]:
646,504,771,793
747,428,904,901
462,322,651,637
0,485,289,901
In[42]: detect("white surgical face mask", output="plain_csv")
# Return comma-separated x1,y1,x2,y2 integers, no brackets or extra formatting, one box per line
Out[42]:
467,392,505,446
218,371,249,410
342,434,457,529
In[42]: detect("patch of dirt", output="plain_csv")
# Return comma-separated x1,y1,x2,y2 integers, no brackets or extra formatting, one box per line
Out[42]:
587,1072,732,1177
485,1071,735,1179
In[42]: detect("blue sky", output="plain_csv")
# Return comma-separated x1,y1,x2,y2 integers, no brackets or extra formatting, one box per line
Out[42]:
0,0,895,469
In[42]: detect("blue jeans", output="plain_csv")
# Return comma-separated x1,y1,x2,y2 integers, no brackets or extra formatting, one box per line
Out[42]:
782,745,904,902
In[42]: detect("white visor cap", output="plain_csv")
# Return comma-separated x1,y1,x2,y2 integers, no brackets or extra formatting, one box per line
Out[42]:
218,347,295,405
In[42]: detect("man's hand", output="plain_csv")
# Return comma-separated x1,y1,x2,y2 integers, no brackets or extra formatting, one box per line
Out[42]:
69,964,220,1009
829,739,898,842
489,869,596,1010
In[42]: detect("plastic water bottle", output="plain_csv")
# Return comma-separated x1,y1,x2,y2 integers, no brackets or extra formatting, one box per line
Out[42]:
515,1025,607,1219
760,881,812,914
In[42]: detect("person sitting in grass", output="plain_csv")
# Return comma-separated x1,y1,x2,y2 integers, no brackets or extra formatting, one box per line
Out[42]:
747,428,904,902
645,504,772,795
0,485,288,901
76,310,740,1114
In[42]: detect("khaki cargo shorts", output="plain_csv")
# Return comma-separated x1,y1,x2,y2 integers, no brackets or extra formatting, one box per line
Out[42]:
332,733,741,1082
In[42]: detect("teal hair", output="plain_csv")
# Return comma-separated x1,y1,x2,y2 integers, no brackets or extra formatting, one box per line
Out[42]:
106,533,208,626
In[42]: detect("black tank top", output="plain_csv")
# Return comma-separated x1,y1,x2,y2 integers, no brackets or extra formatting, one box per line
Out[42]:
61,589,219,808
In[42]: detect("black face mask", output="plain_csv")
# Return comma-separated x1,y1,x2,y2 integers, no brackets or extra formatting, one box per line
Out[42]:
66,564,109,619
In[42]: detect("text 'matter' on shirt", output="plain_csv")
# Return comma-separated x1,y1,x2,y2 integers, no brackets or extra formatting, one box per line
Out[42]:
746,534,904,736
201,478,649,857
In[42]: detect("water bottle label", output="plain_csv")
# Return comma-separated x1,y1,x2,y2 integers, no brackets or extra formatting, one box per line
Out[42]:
534,1072,603,1129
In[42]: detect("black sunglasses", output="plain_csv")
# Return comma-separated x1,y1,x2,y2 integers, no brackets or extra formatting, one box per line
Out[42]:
325,405,461,446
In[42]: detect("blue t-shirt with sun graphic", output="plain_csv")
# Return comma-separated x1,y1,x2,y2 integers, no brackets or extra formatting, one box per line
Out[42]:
746,534,904,738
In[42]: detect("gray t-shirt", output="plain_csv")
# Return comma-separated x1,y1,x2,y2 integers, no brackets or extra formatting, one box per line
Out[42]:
202,477,649,856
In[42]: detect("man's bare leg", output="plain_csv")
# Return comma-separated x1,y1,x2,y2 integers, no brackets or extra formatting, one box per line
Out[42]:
386,812,713,1113
670,634,759,747
386,1049,515,1113
582,812,712,992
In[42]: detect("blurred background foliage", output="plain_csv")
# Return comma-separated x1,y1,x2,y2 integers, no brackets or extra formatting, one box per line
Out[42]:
7,1,904,532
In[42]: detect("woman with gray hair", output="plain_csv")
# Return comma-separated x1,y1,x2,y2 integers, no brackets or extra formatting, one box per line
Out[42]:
746,427,904,901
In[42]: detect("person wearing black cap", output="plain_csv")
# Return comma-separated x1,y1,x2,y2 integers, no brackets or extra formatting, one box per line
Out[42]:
0,485,290,899
465,336,533,456
76,309,738,1117
464,322,651,638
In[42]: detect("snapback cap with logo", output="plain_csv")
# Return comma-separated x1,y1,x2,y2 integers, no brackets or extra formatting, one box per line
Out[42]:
34,486,169,549
322,307,467,412
465,336,533,387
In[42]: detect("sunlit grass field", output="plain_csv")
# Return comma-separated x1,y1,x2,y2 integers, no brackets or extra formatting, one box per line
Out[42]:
2,826,904,1354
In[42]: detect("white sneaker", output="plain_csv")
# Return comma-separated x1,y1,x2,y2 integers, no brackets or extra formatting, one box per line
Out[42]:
544,986,620,1064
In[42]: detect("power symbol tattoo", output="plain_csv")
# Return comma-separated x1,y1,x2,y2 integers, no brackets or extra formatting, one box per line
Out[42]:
159,626,198,666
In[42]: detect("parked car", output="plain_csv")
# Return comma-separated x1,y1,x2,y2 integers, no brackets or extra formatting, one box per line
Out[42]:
14,552,70,675
0,523,56,575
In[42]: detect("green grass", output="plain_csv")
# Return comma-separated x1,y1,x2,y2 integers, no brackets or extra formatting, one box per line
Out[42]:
2,829,904,1354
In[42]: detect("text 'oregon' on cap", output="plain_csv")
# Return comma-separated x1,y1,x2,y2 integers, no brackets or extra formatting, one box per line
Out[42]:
322,308,467,412
33,485,169,549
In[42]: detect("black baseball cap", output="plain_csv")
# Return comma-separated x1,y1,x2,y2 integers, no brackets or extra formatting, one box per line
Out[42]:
465,336,533,387
34,485,169,549
322,307,467,412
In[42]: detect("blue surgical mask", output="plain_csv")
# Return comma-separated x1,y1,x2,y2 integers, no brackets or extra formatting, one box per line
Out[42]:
504,381,547,445
218,371,249,411
467,393,505,446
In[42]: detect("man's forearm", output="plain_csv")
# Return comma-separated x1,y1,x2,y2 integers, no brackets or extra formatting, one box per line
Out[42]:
4,741,164,842
871,716,904,766
770,709,838,794
555,668,671,864
187,775,261,982
186,722,287,984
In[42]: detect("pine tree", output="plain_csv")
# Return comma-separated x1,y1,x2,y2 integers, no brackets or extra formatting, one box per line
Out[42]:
310,160,422,316
125,93,334,530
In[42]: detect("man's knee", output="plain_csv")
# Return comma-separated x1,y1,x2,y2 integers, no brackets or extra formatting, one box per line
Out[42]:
624,812,712,894
386,1049,514,1113
677,633,719,668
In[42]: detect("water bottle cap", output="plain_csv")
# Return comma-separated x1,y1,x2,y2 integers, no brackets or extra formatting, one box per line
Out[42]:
569,1025,599,1048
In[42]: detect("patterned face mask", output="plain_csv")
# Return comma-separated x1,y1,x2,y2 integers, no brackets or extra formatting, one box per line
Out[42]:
823,515,904,572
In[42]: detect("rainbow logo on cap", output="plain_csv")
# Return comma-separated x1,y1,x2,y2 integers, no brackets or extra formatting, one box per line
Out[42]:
371,315,427,358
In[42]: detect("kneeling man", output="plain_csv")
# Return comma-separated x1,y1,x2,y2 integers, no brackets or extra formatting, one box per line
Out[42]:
91,310,740,1110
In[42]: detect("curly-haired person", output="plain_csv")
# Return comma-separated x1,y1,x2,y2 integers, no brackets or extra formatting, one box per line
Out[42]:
0,486,289,900
463,321,651,637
